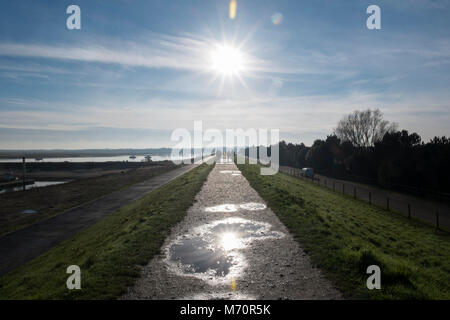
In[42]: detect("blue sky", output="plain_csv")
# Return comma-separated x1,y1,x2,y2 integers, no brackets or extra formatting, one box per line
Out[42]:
0,0,449,149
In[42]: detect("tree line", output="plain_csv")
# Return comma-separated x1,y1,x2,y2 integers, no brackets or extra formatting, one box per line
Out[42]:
256,109,450,196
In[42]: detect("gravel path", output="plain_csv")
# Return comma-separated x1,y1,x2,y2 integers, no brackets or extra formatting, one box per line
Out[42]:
122,161,341,300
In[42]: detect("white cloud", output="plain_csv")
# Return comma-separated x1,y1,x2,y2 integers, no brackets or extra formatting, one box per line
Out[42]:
1,91,448,143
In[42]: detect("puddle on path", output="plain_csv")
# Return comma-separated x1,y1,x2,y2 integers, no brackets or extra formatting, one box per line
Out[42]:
205,202,266,213
181,292,258,300
239,203,266,211
169,238,233,277
220,170,241,175
205,204,238,213
165,217,284,285
219,158,234,164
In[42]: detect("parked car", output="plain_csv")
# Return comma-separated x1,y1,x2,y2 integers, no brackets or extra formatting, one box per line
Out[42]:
301,167,314,178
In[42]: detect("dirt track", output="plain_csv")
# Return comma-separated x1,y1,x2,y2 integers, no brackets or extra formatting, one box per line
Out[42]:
122,161,341,300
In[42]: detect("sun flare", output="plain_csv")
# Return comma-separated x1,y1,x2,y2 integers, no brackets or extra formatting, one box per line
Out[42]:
210,45,245,76
220,232,240,251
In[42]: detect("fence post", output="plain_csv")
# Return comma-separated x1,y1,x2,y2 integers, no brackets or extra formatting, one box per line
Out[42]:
387,197,390,211
333,181,335,191
436,211,440,229
408,204,411,219
354,186,356,198
325,179,327,188
342,183,345,194
22,157,26,191
369,191,371,204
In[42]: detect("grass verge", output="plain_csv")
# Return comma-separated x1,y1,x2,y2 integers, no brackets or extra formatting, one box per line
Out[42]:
237,163,450,299
0,163,213,299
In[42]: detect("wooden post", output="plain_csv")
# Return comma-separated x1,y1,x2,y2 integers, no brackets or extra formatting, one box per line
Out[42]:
325,179,327,188
369,191,371,204
408,204,411,219
342,183,345,194
436,211,440,229
333,181,335,191
22,157,26,191
387,197,390,211
354,186,356,198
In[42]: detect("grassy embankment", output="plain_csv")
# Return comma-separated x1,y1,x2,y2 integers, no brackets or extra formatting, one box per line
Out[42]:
0,163,177,236
0,163,213,299
237,163,450,299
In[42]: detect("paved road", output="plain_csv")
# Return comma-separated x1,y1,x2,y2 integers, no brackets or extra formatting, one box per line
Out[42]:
0,164,198,277
122,161,341,300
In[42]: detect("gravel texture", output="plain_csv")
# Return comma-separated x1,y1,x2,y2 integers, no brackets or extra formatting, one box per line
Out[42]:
122,162,342,300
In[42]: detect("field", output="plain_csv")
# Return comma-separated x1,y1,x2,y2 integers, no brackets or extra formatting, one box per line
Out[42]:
237,163,450,299
0,163,213,299
0,162,177,236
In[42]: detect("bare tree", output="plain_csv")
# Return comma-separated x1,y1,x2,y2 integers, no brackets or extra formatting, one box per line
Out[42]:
335,109,397,147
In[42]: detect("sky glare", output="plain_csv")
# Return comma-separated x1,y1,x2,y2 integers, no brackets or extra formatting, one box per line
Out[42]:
0,0,449,149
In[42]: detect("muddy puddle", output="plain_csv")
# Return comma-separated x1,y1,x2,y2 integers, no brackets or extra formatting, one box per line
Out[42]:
165,217,284,285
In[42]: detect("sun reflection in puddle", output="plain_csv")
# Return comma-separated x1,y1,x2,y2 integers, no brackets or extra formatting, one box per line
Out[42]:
205,202,266,213
205,204,238,212
181,291,258,300
220,170,241,175
165,217,284,285
239,202,266,211
220,232,240,251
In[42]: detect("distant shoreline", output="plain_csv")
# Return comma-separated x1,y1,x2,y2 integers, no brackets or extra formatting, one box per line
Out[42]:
0,148,173,159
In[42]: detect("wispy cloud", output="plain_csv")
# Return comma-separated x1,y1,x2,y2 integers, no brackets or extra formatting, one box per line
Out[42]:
1,90,448,140
0,32,345,77
0,42,202,72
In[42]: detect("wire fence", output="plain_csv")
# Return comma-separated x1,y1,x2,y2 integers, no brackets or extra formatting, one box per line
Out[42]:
279,166,450,232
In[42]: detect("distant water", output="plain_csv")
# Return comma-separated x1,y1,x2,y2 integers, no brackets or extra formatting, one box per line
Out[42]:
0,155,180,163
0,181,68,194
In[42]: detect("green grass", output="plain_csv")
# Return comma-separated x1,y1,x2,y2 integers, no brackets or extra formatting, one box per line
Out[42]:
237,163,450,299
0,163,213,300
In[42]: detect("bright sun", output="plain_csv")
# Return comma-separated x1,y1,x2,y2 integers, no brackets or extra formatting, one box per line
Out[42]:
210,45,245,76
219,232,240,251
